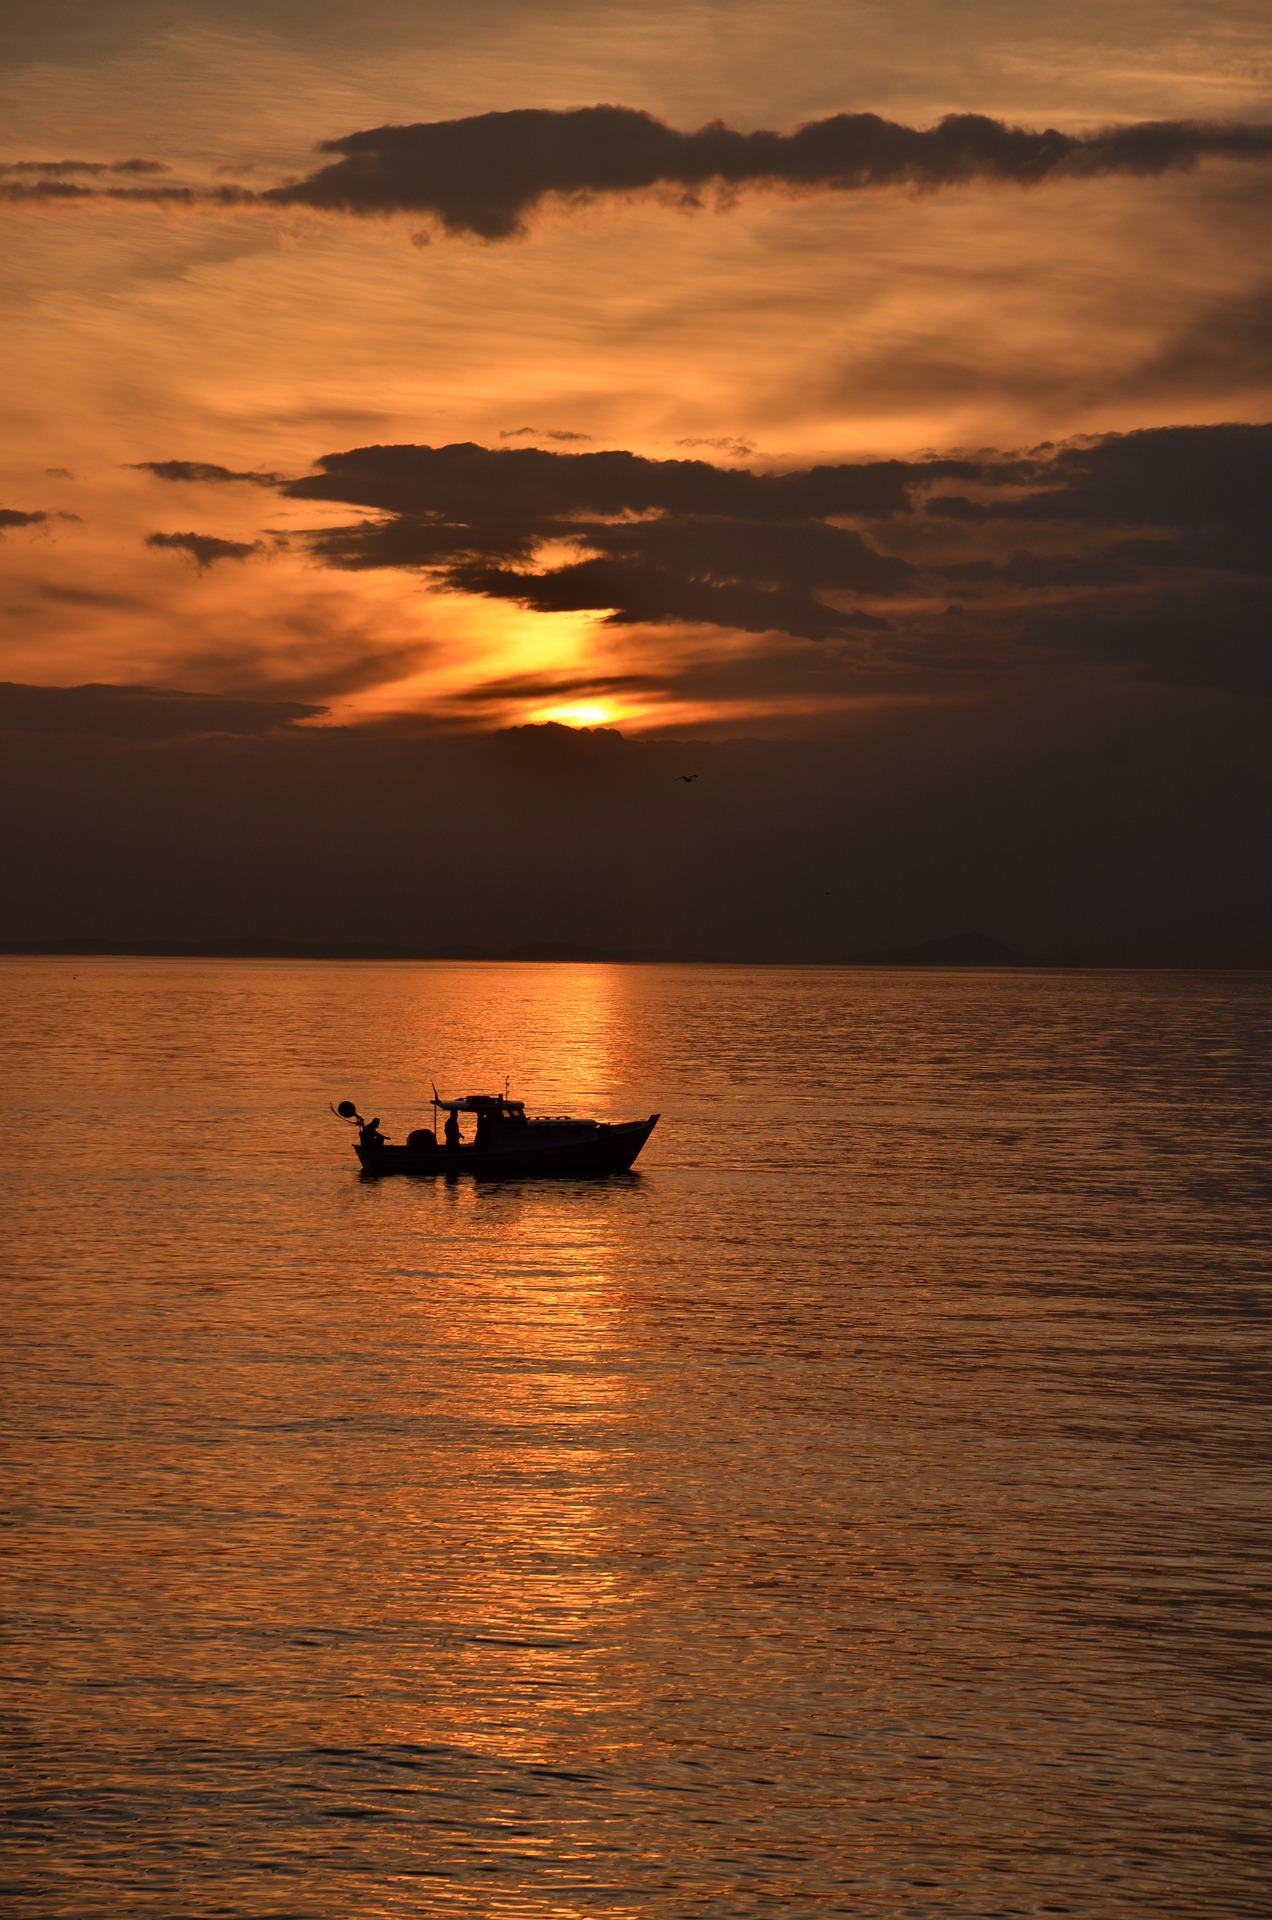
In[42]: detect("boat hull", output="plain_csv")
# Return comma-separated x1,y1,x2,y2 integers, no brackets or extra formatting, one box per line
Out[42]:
355,1115,659,1179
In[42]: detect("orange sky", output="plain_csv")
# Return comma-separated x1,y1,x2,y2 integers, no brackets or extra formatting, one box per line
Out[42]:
1,1,1269,733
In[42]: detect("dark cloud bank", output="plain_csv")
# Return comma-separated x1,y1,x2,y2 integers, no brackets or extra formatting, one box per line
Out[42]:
269,107,1272,238
5,107,1272,235
1,683,1269,965
0,681,319,738
241,421,1272,702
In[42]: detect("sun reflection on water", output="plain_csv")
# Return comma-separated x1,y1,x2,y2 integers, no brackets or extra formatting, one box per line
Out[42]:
366,1177,639,1773
383,962,635,1127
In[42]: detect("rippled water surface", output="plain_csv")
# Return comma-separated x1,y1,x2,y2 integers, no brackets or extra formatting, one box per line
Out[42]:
1,958,1269,1917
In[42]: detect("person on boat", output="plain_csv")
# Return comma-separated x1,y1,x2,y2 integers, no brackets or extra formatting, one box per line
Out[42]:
443,1107,461,1151
359,1116,385,1149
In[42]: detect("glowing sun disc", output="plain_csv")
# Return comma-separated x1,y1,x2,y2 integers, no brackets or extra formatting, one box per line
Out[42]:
535,701,618,727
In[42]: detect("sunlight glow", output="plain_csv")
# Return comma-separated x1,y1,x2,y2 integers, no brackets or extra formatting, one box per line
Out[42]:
533,701,621,728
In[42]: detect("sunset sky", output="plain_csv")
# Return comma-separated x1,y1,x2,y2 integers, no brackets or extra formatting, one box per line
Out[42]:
2,1,1269,958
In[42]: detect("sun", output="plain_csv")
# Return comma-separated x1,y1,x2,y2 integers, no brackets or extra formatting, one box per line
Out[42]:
534,700,619,728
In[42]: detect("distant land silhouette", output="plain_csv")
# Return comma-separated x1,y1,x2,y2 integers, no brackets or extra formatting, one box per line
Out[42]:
853,932,1032,966
0,937,691,963
0,931,1061,966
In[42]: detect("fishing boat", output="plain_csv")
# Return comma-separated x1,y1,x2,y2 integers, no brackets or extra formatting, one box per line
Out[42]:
333,1090,659,1178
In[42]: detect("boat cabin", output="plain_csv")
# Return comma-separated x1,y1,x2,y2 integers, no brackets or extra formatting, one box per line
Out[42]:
445,1094,526,1150
408,1092,600,1153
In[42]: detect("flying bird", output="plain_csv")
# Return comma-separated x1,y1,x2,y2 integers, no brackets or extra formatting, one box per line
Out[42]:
677,772,699,782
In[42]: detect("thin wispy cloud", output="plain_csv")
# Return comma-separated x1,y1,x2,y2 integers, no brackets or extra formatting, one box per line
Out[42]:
133,461,281,487
144,531,265,569
499,426,593,441
0,158,169,177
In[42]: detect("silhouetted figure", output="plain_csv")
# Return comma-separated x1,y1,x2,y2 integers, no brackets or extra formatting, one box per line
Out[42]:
444,1109,461,1151
359,1116,385,1149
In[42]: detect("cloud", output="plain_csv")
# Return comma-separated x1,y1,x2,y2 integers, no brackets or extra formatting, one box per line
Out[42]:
0,158,168,176
0,681,321,739
0,179,250,208
444,669,663,708
0,507,79,534
281,440,920,646
1027,580,1272,697
265,106,1272,239
304,514,535,571
928,423,1271,531
4,108,1269,242
283,440,923,520
133,460,280,485
1131,283,1272,399
499,426,592,442
166,634,432,705
144,530,265,568
269,425,1271,699
438,515,908,641
445,556,888,642
589,513,911,590
121,426,1266,708
676,436,756,458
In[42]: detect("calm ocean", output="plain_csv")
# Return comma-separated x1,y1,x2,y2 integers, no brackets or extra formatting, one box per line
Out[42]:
1,958,1269,1917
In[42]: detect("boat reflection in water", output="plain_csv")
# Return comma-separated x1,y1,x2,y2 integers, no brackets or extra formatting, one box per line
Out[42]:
335,1090,659,1178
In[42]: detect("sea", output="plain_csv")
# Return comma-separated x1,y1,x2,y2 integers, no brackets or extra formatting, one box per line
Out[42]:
1,957,1269,1918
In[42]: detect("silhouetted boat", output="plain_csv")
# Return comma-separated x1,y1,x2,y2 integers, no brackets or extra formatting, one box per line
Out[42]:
334,1091,659,1179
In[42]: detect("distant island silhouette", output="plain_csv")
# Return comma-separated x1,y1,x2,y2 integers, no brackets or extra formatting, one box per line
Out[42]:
851,932,1032,966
